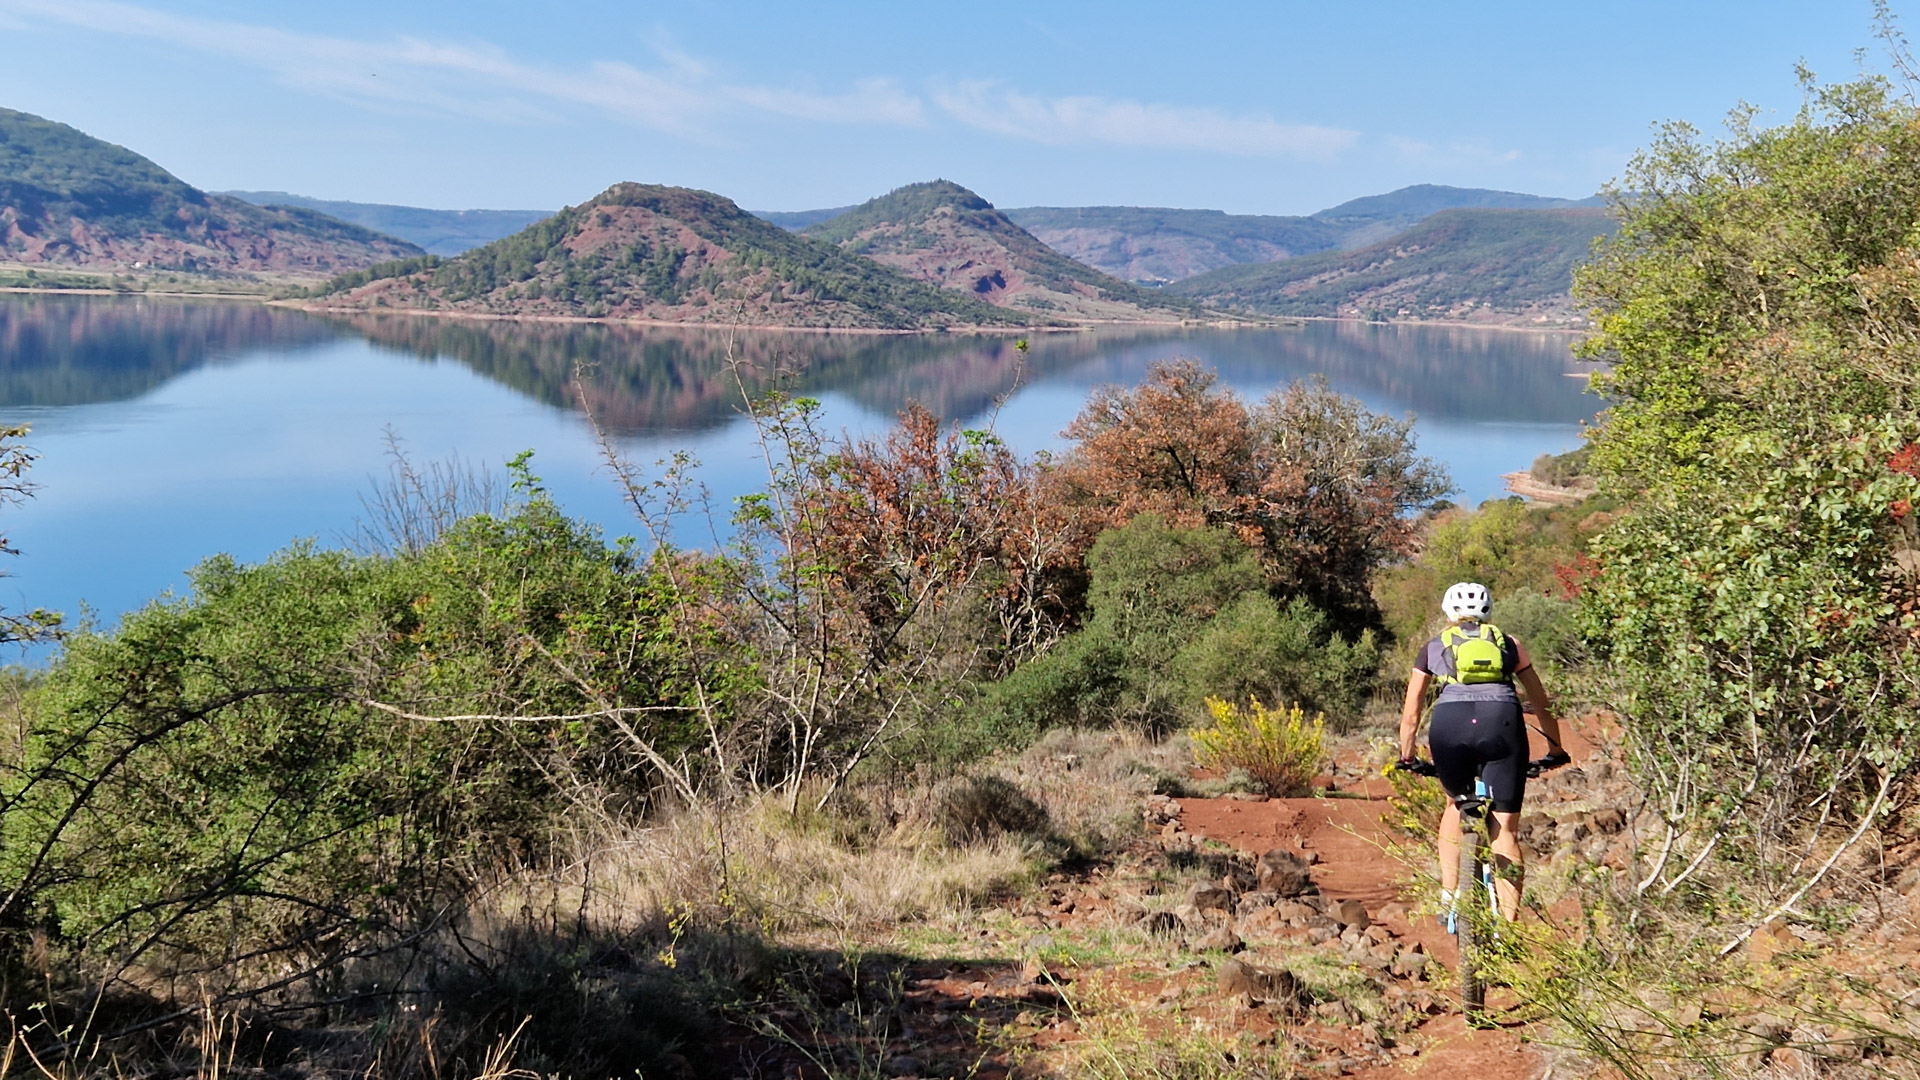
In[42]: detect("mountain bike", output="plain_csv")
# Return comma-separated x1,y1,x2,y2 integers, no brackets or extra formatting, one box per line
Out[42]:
1399,753,1567,1022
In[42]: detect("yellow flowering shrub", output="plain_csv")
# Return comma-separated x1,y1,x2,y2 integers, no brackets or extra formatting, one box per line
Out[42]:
1189,697,1327,797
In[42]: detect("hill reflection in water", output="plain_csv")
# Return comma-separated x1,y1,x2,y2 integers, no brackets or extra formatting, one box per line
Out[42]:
333,313,1595,437
0,298,1596,441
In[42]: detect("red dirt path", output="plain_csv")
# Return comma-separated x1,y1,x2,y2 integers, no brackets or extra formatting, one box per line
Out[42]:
1173,721,1598,1080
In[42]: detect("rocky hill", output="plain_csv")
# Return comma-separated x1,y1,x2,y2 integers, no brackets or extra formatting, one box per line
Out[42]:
223,192,550,256
1166,207,1616,325
302,182,1032,330
0,108,421,280
805,180,1195,322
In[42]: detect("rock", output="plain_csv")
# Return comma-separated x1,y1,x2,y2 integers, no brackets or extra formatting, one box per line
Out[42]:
1555,820,1590,846
1339,925,1365,946
1273,899,1317,921
1307,926,1337,944
1216,958,1305,1012
1591,807,1627,834
1390,943,1428,980
1345,945,1392,972
1160,820,1182,840
1257,849,1314,897
882,1054,923,1077
1139,910,1185,937
1190,884,1235,914
1234,907,1289,942
1329,899,1371,930
1238,890,1278,911
1375,901,1409,923
1313,999,1360,1025
1195,925,1244,953
1143,794,1181,825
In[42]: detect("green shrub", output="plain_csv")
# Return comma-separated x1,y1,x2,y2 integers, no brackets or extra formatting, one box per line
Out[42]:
1188,698,1326,797
978,516,1375,736
1492,587,1578,672
932,775,1049,845
1176,593,1380,728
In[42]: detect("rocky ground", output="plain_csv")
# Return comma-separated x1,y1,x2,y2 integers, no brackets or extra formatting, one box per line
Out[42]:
717,720,1628,1079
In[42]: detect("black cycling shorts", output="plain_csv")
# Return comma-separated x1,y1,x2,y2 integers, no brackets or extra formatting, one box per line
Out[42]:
1428,698,1528,813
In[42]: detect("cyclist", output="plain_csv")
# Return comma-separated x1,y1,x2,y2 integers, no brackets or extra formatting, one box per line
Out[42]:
1397,582,1569,920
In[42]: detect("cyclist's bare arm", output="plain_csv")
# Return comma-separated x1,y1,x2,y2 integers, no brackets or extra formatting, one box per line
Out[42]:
1398,669,1431,760
1512,638,1567,755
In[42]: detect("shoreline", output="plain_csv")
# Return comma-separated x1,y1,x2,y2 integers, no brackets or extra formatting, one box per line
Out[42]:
0,285,1589,336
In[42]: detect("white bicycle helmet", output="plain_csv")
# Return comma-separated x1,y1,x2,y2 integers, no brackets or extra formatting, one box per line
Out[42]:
1441,582,1492,621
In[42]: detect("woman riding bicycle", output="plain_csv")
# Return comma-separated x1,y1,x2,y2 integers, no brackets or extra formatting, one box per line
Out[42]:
1397,582,1568,920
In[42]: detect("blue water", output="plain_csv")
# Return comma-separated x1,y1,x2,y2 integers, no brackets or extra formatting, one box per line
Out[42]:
0,296,1600,656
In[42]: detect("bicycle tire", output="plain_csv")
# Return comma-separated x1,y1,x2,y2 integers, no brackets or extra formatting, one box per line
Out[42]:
1457,824,1487,1018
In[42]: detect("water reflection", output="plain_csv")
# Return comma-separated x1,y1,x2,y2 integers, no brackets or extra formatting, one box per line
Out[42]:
0,298,1597,437
0,295,340,406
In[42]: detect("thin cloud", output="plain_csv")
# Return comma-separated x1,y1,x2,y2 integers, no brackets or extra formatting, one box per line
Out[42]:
0,0,922,136
1,0,1354,160
931,81,1359,159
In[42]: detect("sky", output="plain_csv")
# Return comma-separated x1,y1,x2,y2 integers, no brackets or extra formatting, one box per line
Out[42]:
0,0,1895,216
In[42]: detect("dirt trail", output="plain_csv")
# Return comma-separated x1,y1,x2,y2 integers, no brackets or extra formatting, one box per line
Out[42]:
1173,721,1601,1080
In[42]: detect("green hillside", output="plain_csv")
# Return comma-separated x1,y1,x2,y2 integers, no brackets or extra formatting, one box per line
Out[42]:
0,107,421,277
1004,205,1345,284
223,191,551,256
1167,207,1616,321
804,180,1195,320
305,182,1033,330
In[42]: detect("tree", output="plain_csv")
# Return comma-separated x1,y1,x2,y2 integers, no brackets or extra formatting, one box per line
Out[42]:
1575,71,1920,899
1053,360,1450,630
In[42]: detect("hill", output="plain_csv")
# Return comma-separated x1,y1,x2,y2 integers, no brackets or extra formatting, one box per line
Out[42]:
1001,185,1601,285
1309,183,1603,248
804,180,1195,321
0,108,421,279
223,192,550,256
1003,205,1346,286
1165,206,1616,325
301,182,1034,330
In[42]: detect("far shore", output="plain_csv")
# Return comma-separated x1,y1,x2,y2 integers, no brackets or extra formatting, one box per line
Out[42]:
0,283,1592,335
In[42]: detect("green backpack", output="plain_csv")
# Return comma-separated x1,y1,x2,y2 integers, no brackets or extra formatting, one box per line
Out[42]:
1439,622,1510,685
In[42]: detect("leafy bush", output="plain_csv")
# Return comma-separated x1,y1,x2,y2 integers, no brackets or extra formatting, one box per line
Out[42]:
1492,587,1578,672
1188,698,1326,797
980,517,1380,736
1177,593,1381,728
931,775,1050,845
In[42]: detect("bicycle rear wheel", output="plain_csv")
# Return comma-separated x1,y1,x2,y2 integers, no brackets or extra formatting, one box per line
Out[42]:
1456,827,1486,1018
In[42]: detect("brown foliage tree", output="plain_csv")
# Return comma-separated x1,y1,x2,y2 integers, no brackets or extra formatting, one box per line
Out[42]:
1053,360,1450,629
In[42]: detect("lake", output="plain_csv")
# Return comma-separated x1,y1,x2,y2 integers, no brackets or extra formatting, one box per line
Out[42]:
0,295,1600,653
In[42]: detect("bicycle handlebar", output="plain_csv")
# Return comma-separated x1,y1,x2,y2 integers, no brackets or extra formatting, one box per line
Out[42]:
1393,752,1570,780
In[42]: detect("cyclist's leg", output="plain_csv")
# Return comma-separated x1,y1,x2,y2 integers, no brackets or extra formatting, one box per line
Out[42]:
1479,699,1530,919
1427,700,1481,896
1488,810,1523,919
1438,801,1463,892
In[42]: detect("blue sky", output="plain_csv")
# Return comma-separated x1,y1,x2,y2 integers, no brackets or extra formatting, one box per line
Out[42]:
0,0,1890,215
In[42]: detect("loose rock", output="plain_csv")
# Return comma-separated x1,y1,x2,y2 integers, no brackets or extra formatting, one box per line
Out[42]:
1329,898,1371,930
1257,849,1314,897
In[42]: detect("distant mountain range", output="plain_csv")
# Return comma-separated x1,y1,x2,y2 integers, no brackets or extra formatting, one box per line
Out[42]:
2,103,1613,328
221,192,550,257
801,180,1192,322
0,108,420,279
1166,206,1615,324
301,182,1035,330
